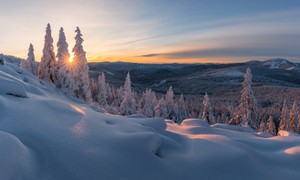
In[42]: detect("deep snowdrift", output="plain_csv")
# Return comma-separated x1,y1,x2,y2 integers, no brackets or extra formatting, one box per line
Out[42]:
1,61,300,180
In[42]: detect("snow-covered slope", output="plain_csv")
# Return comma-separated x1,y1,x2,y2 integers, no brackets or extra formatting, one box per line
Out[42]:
1,62,300,180
263,58,299,70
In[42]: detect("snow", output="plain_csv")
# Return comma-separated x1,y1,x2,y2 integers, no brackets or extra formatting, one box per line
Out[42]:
180,118,209,127
278,130,300,137
286,67,295,70
263,58,297,70
212,123,255,133
1,61,300,180
263,59,288,68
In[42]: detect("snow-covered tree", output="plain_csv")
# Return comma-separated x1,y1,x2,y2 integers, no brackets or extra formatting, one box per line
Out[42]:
138,89,157,117
266,116,276,135
120,72,136,115
90,78,98,101
112,86,124,109
20,58,27,69
155,96,168,118
278,100,289,131
165,86,175,120
230,68,259,130
38,23,57,83
20,43,37,75
56,27,73,91
176,94,187,123
288,101,298,133
107,85,116,106
72,27,92,102
259,120,266,132
96,72,108,107
201,93,214,124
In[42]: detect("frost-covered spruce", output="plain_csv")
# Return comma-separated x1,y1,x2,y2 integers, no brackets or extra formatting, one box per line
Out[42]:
112,86,124,109
96,72,108,107
165,86,175,120
279,100,289,131
288,101,298,133
266,116,276,136
38,23,57,83
230,68,259,130
201,93,214,124
155,96,168,118
57,27,73,92
72,27,92,103
259,120,266,132
176,94,187,123
20,43,37,75
138,89,157,117
120,72,136,115
90,78,98,101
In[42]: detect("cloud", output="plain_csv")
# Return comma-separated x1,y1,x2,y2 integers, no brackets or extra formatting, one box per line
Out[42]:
162,46,300,60
139,54,161,57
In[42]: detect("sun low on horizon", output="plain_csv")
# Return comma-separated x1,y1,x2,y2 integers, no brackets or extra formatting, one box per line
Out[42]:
0,0,300,63
69,52,74,63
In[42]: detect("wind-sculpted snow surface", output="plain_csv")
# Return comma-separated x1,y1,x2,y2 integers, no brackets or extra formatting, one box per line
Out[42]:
0,62,300,180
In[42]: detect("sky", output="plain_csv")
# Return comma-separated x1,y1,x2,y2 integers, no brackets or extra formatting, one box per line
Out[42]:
0,0,300,63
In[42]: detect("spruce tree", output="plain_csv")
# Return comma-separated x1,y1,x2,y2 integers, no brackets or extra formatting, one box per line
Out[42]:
120,72,136,115
266,116,276,136
90,78,98,101
20,43,37,75
155,96,168,118
57,27,73,91
96,72,108,107
279,100,289,131
72,27,92,102
288,101,299,133
177,94,187,123
38,23,57,83
138,89,157,117
201,93,214,124
259,120,266,132
165,86,175,120
230,68,259,130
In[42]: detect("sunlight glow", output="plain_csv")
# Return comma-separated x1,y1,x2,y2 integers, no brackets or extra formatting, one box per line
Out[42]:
69,53,74,63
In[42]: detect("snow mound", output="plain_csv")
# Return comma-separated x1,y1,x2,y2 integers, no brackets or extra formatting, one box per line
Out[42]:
212,123,255,133
0,131,36,179
0,77,27,97
256,132,273,138
180,118,209,127
0,67,27,97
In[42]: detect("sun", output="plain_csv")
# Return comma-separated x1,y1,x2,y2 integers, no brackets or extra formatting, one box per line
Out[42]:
69,53,74,63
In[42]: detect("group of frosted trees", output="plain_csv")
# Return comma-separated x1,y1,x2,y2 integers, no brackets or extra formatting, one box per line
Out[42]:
21,24,91,102
228,67,299,135
90,72,188,122
277,100,299,133
20,24,300,136
258,100,299,135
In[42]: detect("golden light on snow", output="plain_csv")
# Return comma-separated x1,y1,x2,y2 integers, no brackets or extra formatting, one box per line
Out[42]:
284,146,300,155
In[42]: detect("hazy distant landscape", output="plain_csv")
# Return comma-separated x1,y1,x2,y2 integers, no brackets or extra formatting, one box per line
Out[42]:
89,58,300,94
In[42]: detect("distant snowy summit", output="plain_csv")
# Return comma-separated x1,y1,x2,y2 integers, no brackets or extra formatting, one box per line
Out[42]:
262,58,299,70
